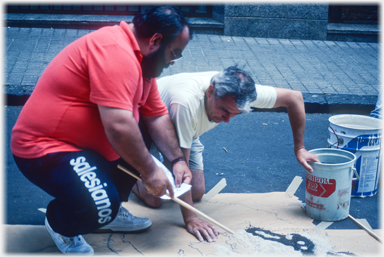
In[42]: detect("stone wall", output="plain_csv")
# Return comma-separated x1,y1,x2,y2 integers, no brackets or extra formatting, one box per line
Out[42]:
217,3,329,40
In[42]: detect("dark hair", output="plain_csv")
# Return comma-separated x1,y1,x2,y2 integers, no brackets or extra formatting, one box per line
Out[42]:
132,6,192,46
210,66,257,113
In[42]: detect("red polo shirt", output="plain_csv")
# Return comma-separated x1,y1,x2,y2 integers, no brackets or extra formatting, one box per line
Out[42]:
11,21,168,161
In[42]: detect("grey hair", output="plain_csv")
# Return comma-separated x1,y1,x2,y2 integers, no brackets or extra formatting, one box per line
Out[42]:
210,66,257,113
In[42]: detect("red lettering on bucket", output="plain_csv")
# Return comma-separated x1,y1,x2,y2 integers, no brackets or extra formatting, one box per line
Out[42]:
337,200,350,210
338,188,350,197
306,199,325,210
306,174,336,198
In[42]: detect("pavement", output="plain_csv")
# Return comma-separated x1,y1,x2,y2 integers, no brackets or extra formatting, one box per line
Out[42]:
2,14,382,234
3,14,381,112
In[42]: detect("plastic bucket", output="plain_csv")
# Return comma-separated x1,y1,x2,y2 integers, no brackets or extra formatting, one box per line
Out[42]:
328,114,382,197
305,148,357,221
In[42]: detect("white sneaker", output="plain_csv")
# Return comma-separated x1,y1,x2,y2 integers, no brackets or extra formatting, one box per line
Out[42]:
97,206,152,233
45,218,94,255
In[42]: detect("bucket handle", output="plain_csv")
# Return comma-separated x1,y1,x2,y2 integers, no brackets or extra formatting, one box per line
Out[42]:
352,167,359,181
329,126,339,149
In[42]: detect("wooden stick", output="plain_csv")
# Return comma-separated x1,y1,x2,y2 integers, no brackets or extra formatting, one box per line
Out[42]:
348,214,382,243
171,196,235,234
118,164,235,234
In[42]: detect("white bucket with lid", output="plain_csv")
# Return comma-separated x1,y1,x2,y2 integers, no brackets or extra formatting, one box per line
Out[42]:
328,114,382,197
306,148,357,221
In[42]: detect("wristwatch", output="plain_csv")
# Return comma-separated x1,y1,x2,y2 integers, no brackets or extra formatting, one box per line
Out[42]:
171,156,187,166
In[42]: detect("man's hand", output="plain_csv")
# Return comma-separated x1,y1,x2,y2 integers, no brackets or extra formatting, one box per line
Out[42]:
141,166,175,198
295,148,320,173
173,160,192,187
186,217,220,242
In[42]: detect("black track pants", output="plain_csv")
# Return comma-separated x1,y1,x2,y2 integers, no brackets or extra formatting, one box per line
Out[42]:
13,150,139,237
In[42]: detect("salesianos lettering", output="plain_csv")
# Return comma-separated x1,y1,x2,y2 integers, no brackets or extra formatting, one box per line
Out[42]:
70,156,112,224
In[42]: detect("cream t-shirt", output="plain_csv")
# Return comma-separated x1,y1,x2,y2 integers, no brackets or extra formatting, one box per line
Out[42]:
157,71,277,149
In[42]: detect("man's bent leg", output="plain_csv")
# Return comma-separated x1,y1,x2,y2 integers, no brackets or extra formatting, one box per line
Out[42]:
13,150,122,254
14,150,121,237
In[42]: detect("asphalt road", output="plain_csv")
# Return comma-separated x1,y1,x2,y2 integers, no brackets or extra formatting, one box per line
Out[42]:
4,106,380,230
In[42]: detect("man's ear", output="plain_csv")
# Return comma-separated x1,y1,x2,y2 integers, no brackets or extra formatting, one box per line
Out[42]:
207,84,215,98
149,33,163,51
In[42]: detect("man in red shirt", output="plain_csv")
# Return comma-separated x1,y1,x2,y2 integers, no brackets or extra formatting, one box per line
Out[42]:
11,6,214,254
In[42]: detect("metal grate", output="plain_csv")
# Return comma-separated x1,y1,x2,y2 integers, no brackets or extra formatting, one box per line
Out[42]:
6,4,213,18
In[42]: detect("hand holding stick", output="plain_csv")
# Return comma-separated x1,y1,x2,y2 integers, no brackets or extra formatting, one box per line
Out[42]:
118,164,235,234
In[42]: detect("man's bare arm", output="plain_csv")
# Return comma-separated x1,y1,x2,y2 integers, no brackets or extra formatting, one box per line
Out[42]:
98,105,174,198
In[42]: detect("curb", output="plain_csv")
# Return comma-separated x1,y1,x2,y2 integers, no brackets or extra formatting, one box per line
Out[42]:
5,89,377,115
252,93,377,114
